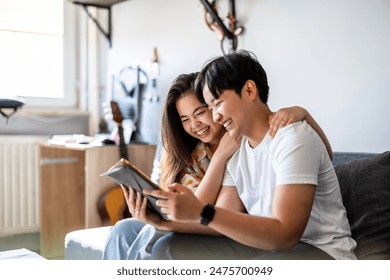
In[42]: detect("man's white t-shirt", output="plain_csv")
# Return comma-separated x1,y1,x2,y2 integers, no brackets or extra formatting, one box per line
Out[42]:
222,121,357,260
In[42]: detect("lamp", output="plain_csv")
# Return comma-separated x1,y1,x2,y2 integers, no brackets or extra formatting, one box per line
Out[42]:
0,96,25,123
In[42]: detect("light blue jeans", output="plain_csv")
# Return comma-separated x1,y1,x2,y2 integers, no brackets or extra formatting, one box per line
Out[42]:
102,218,333,260
102,218,165,260
101,218,264,260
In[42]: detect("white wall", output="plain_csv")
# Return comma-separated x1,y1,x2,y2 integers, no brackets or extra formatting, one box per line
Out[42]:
105,0,390,153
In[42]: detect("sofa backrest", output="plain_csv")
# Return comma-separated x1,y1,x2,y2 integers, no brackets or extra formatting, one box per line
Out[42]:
332,152,377,166
334,151,390,259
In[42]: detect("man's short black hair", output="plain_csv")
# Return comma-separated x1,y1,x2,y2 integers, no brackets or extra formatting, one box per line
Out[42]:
195,50,269,104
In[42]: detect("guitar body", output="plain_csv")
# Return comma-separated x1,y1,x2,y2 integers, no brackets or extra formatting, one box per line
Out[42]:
97,187,130,225
97,101,131,225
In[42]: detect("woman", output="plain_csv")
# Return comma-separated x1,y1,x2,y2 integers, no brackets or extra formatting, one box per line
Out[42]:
102,72,332,259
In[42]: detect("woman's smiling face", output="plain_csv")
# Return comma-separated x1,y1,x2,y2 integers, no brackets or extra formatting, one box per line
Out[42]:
176,93,225,149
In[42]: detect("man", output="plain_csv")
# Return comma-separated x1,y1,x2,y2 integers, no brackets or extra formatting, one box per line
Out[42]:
146,50,356,259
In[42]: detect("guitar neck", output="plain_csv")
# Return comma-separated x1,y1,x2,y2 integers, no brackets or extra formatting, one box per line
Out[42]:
118,125,129,160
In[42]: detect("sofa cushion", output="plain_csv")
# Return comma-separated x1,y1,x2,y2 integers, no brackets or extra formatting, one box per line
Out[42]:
334,151,390,259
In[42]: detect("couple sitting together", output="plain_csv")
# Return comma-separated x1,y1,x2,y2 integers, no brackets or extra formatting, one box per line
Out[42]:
102,50,357,260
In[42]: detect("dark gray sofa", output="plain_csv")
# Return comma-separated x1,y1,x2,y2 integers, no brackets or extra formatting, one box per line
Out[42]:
64,151,390,260
333,151,390,259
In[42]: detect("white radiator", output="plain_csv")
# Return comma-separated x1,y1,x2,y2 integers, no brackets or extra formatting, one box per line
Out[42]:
0,136,48,237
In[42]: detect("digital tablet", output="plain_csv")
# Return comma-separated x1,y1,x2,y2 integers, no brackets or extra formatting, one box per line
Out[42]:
101,158,168,220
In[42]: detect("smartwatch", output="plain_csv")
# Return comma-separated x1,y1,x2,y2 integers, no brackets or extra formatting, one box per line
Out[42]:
200,203,215,226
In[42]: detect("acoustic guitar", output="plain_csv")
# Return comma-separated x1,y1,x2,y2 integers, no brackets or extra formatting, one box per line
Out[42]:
97,101,131,225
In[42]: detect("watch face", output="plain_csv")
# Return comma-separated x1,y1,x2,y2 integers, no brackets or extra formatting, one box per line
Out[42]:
200,203,215,226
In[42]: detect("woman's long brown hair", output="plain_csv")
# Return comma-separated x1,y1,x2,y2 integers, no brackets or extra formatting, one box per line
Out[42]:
160,73,199,189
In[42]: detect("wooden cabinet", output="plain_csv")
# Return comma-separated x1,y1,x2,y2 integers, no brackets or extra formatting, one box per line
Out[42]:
39,143,156,259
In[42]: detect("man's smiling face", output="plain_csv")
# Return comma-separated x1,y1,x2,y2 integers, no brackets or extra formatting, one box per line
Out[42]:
203,85,245,141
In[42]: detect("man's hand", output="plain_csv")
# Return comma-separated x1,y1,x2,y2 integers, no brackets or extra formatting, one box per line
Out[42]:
144,183,205,223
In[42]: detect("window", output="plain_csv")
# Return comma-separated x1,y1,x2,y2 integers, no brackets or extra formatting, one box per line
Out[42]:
0,0,77,108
